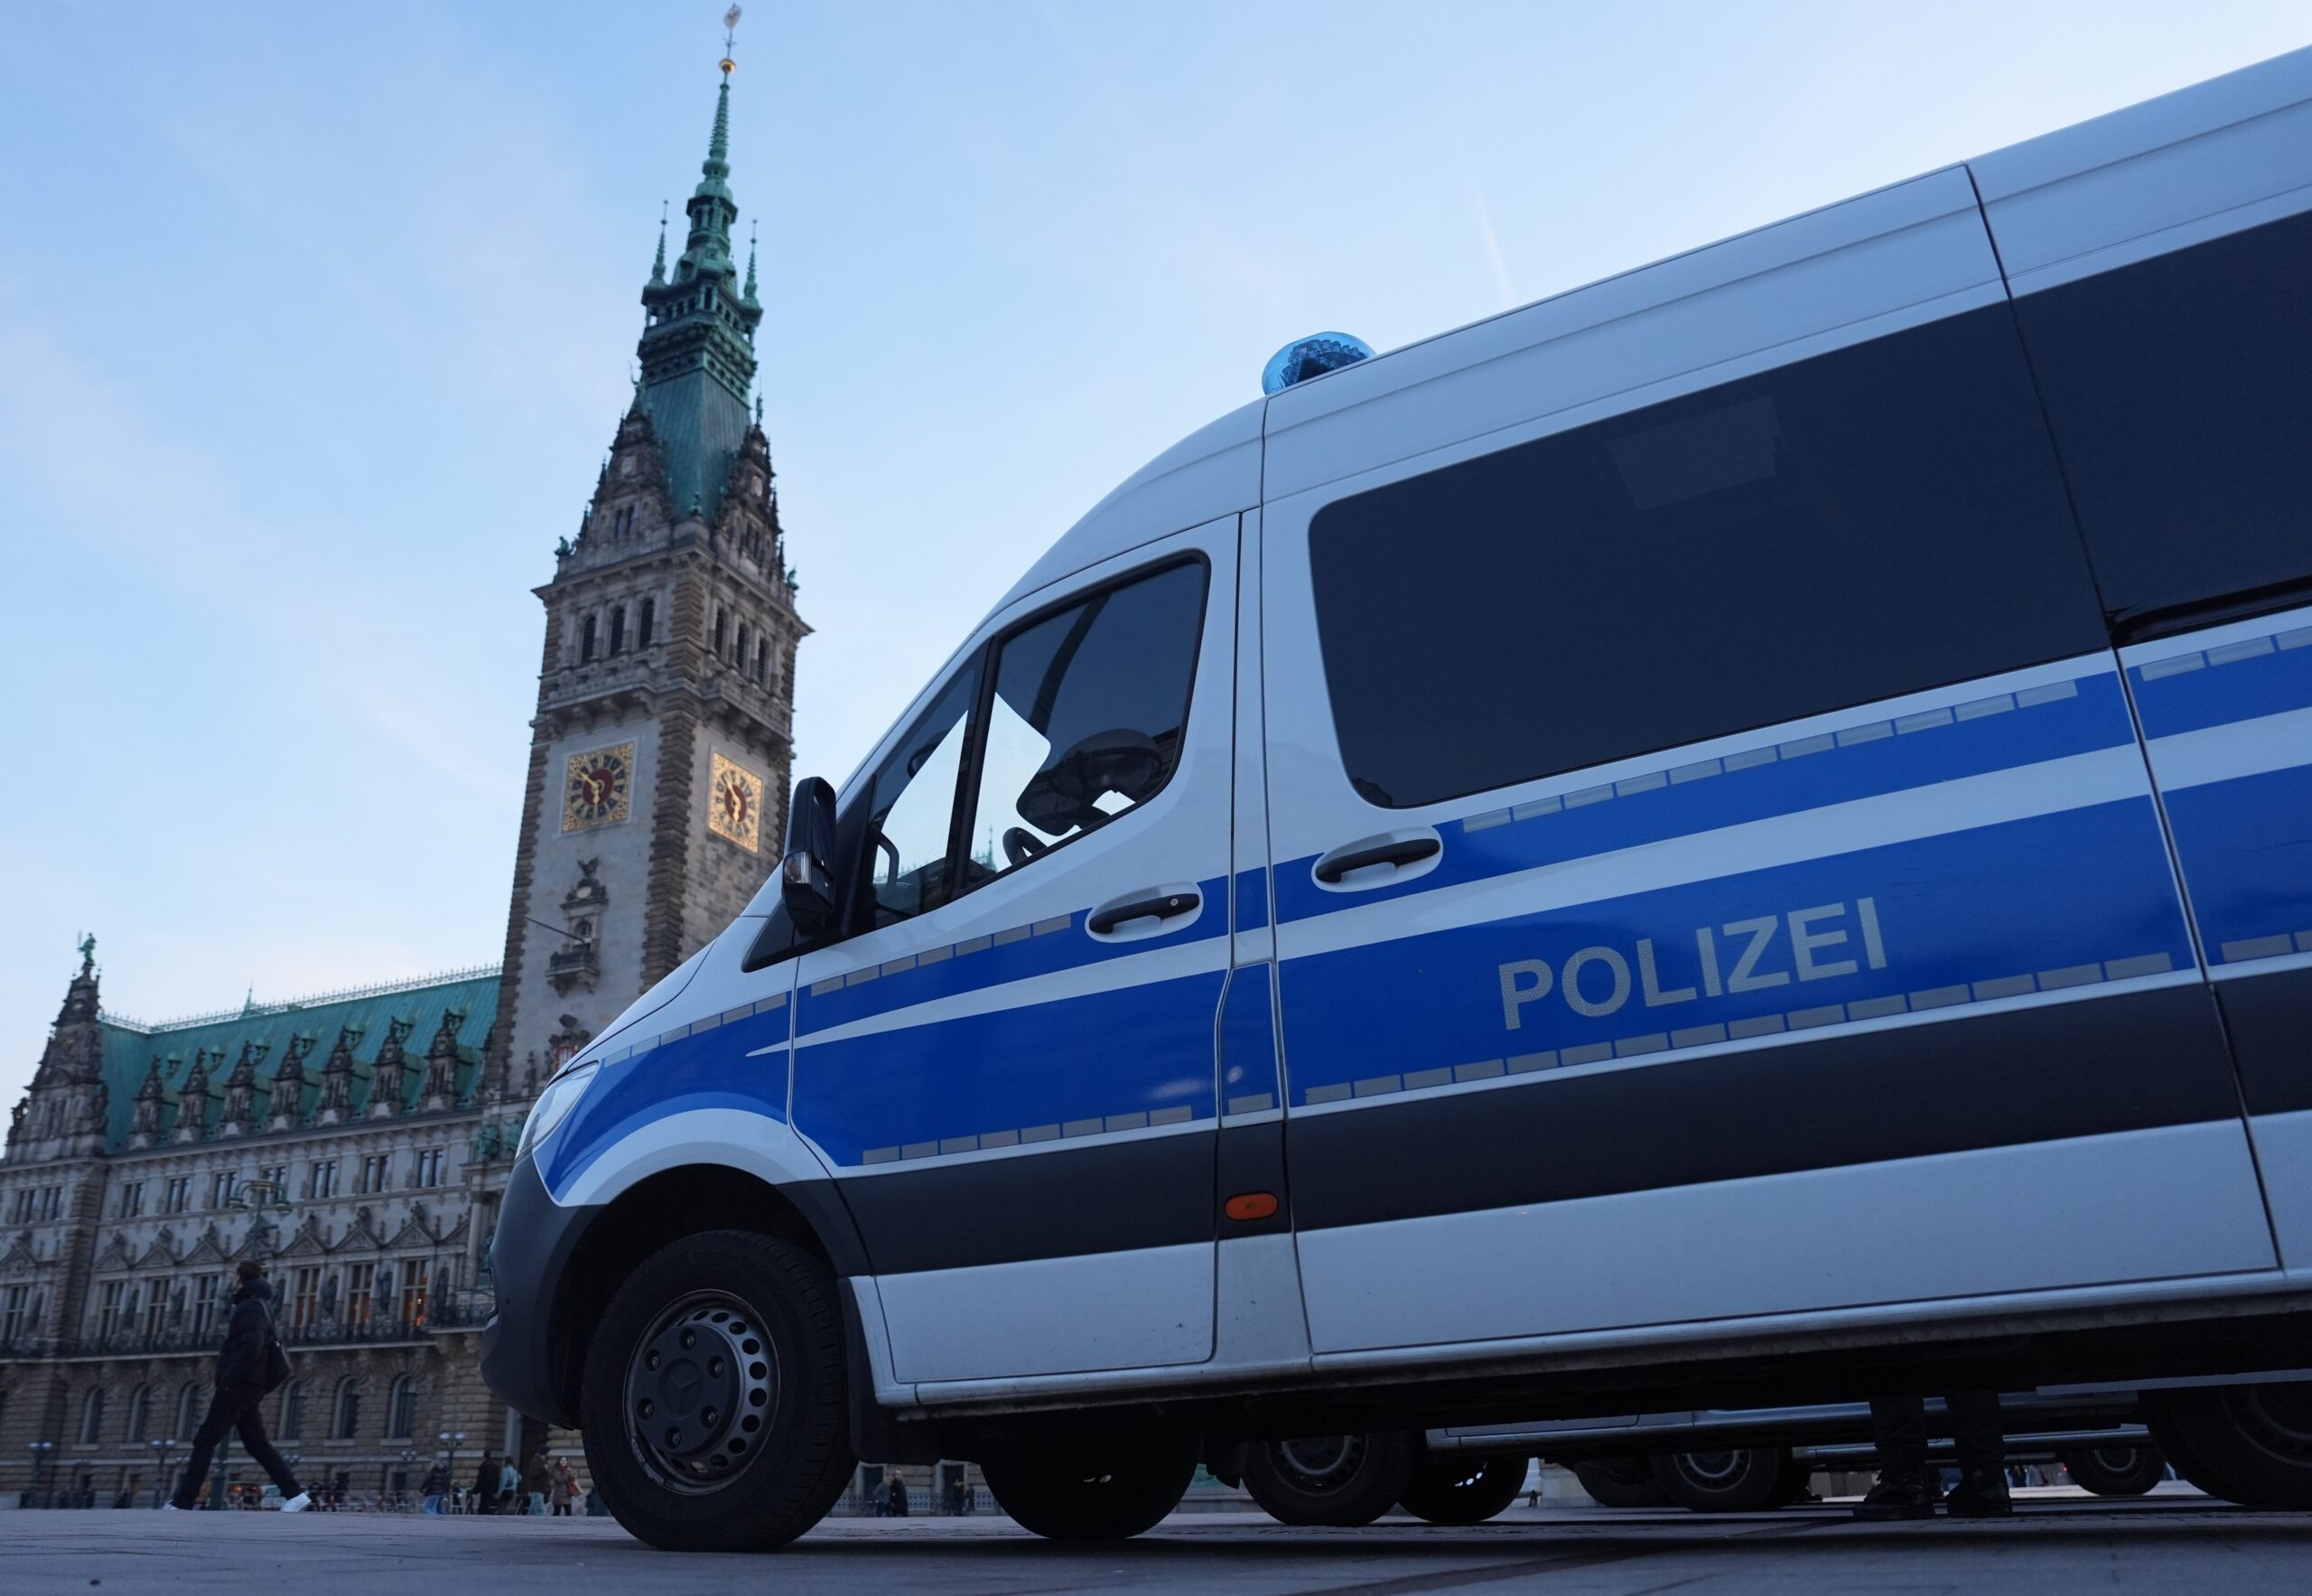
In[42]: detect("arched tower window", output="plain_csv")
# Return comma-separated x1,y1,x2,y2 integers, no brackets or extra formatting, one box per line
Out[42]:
176,1384,201,1440
580,614,598,664
125,1384,151,1442
713,607,726,657
277,1379,305,1441
610,605,626,655
386,1375,416,1439
78,1387,106,1444
331,1377,361,1440
736,623,750,668
754,639,768,685
639,597,656,648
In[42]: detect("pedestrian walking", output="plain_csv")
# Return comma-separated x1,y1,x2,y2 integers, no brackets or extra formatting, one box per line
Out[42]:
884,1470,909,1518
163,1261,312,1513
548,1458,576,1517
499,1456,522,1514
473,1452,498,1514
1853,1391,2009,1518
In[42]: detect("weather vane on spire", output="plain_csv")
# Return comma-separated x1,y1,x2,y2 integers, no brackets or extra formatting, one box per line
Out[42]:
722,5,742,75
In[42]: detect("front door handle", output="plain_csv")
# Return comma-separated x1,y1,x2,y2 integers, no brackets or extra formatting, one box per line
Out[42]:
1087,886,1202,936
1312,829,1442,886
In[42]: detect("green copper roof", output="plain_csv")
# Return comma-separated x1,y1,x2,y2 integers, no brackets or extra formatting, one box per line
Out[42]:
96,969,499,1153
636,69,762,525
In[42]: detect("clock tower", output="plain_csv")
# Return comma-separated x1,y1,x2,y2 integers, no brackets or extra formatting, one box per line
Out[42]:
487,54,806,1095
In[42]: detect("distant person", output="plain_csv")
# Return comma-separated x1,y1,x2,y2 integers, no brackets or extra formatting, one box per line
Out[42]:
473,1452,498,1514
884,1470,909,1518
164,1261,311,1513
548,1458,576,1517
499,1456,522,1514
112,1472,141,1508
1854,1391,2009,1518
420,1461,449,1513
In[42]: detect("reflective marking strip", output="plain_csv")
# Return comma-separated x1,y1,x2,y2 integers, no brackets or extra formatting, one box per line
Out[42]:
1835,723,1892,746
1150,1105,1195,1125
1033,915,1073,937
1506,1051,1557,1074
1227,1092,1275,1114
2140,653,2206,679
1454,1060,1506,1082
993,925,1031,947
2016,679,2080,707
1955,694,2015,719
2222,934,2298,963
1403,1068,1453,1090
2209,637,2278,666
1781,733,1835,758
1308,1084,1351,1104
1973,975,2037,1001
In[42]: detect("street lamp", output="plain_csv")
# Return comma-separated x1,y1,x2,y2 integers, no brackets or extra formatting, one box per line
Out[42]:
148,1438,179,1507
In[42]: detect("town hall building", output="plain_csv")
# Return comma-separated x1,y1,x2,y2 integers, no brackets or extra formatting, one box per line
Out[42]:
0,55,804,1508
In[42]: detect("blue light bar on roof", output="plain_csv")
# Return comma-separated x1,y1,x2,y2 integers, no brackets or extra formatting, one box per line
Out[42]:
1262,331,1375,395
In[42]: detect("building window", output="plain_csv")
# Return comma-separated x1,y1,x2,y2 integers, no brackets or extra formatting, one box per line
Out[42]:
755,639,768,686
359,1154,390,1195
288,1267,320,1331
79,1387,106,1445
346,1263,375,1329
261,1164,288,1196
97,1280,126,1339
413,1148,443,1188
331,1377,361,1441
164,1176,191,1214
37,1186,62,1220
125,1385,151,1442
398,1268,427,1330
144,1277,170,1339
2,1283,31,1342
210,1171,238,1209
6,1190,25,1224
277,1379,305,1441
306,1161,338,1200
192,1274,220,1338
736,621,749,669
117,1181,144,1218
639,597,655,648
386,1375,416,1440
713,606,726,656
581,613,598,663
610,605,626,654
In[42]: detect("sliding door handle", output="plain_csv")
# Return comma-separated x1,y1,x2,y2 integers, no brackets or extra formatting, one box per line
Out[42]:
1087,885,1203,936
1312,829,1442,887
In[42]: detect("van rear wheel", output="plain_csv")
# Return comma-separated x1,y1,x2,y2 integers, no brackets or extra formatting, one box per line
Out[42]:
1650,1448,1793,1512
980,1433,1197,1540
580,1228,855,1551
2145,1382,2312,1508
1570,1456,1669,1508
1245,1433,1417,1526
1398,1454,1529,1524
2061,1442,2167,1498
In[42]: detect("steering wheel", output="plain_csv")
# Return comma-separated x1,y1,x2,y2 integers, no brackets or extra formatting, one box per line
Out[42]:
1002,827,1050,869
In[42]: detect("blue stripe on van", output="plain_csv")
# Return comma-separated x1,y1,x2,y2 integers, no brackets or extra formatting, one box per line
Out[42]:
795,873,1231,1037
2130,623,2312,740
1275,797,2191,1108
794,967,1225,1167
1219,962,1280,1113
1272,671,2131,926
2162,762,2312,966
1234,867,1270,932
542,1002,793,1199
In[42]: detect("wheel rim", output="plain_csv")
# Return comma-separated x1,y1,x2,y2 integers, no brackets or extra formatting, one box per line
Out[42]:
621,1291,779,1495
1674,1451,1748,1489
1272,1435,1364,1491
2223,1384,2312,1470
2090,1446,2142,1473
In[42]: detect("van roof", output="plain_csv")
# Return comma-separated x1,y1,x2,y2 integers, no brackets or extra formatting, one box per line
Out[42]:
1006,44,2312,606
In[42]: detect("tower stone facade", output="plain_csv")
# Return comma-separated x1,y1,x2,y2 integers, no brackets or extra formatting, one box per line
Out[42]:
490,63,806,1087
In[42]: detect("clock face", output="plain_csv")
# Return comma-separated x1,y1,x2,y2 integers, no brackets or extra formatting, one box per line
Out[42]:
562,742,635,832
709,752,763,853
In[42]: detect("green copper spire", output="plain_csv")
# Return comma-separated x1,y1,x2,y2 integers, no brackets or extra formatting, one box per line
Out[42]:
743,221,759,306
649,201,667,285
634,47,763,526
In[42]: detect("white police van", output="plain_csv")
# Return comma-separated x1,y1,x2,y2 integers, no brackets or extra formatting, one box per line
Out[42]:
482,49,2312,1550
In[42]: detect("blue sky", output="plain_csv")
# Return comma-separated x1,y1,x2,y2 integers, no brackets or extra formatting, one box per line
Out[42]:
3,1,2307,1101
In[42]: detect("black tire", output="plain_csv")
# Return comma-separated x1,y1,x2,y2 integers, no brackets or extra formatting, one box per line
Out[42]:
1244,1432,1417,1526
1650,1448,1792,1513
1568,1456,1668,1508
580,1228,855,1552
2145,1382,2312,1508
981,1431,1197,1541
2061,1442,2168,1498
1399,1454,1530,1525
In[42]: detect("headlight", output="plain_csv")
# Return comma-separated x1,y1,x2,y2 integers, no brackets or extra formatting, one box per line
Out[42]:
516,1062,600,1162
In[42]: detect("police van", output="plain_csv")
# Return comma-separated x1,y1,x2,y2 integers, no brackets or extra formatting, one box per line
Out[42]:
481,48,2312,1550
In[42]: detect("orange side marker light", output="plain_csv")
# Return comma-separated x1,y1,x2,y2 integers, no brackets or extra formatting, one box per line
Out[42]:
1225,1191,1280,1222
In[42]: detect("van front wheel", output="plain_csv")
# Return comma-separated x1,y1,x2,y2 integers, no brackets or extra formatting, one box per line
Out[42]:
2145,1382,2312,1508
580,1228,855,1551
980,1433,1198,1540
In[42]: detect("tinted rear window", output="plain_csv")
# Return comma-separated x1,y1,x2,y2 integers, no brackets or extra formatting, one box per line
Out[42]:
1308,305,2109,809
2013,207,2312,630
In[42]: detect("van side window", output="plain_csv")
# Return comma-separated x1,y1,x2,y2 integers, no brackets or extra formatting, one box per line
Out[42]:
959,559,1207,887
2011,208,2312,631
859,665,980,928
1307,305,2109,809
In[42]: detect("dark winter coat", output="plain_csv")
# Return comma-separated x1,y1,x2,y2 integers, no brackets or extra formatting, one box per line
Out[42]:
215,1276,278,1390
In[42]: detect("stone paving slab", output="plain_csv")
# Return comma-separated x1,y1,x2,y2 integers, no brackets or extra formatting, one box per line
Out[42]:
4,1498,2308,1596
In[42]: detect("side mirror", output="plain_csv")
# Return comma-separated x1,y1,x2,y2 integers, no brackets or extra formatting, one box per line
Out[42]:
781,776,840,934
